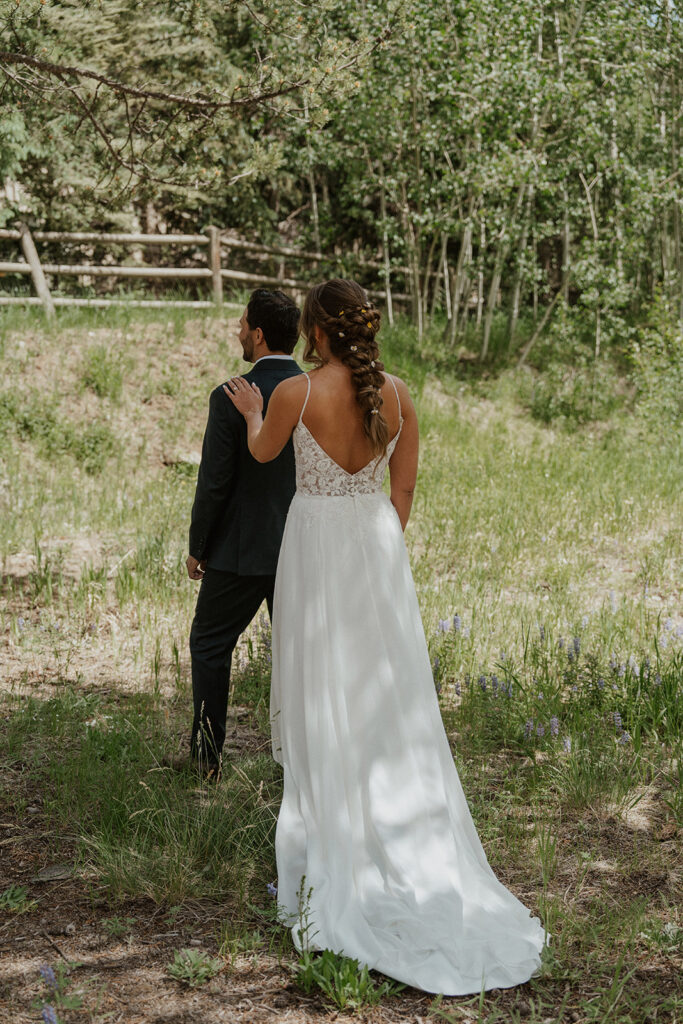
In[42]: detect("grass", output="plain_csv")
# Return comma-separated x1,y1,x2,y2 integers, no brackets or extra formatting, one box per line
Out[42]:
0,305,681,1021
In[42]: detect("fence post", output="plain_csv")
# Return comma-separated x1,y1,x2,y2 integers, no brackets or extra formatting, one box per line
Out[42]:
206,226,223,307
18,222,55,321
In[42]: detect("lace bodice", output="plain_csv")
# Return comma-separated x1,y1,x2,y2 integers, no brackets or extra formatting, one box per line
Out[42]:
293,375,403,497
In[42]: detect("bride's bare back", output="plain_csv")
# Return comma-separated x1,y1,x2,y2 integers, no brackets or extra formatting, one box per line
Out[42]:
300,366,403,475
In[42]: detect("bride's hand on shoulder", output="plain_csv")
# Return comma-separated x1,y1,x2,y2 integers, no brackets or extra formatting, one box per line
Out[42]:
223,377,263,418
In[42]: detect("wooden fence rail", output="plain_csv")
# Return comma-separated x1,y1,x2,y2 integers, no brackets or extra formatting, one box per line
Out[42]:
0,224,408,318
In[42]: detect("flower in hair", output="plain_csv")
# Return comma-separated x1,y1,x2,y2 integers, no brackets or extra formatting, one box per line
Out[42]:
339,331,345,337
370,409,379,415
367,321,372,328
370,360,375,367
350,345,357,351
339,309,344,315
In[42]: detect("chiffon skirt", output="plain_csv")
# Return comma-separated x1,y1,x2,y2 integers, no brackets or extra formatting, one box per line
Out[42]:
270,490,547,995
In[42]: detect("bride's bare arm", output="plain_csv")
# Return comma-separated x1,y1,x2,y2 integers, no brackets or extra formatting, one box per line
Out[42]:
388,377,418,531
224,375,305,462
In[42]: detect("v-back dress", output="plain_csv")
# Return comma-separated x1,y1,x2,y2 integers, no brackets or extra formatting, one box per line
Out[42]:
270,374,547,995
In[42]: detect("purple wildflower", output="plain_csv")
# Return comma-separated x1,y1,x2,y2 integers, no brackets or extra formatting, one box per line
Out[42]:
618,731,631,744
433,656,440,673
664,618,673,632
612,711,622,730
550,716,559,737
18,616,25,630
437,619,450,633
455,682,461,696
464,674,471,688
573,636,581,656
571,684,578,692
491,675,499,693
597,678,605,690
478,675,487,692
567,648,574,663
654,673,662,687
39,966,58,992
42,1009,59,1024
267,882,277,897
539,624,545,642
524,720,533,739
563,736,572,752
453,614,461,632
558,637,565,650
536,723,545,738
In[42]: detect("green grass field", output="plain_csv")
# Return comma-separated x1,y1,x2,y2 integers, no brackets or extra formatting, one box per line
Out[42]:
0,305,681,1023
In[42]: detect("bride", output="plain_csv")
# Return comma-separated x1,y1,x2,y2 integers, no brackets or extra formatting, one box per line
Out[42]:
225,278,547,995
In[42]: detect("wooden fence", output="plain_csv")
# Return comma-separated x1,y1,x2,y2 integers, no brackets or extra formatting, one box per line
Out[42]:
0,223,408,321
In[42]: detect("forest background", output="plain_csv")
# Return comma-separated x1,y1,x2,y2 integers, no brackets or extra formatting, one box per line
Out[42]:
2,0,683,379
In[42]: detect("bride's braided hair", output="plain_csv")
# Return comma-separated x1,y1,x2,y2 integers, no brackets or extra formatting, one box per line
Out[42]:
300,279,389,458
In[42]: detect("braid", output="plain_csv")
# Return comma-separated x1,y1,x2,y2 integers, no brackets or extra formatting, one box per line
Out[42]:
300,279,389,458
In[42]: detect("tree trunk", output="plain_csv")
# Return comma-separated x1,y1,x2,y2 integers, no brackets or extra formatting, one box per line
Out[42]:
482,183,526,360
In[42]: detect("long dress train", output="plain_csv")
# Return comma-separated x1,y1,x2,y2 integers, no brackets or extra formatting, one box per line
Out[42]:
270,376,547,996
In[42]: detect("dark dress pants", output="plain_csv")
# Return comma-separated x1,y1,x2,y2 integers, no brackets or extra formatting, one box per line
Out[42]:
189,567,274,767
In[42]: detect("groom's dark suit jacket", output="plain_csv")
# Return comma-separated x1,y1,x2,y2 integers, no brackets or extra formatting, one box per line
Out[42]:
189,356,303,575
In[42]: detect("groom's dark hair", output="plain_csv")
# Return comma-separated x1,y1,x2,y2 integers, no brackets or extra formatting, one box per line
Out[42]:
246,289,300,354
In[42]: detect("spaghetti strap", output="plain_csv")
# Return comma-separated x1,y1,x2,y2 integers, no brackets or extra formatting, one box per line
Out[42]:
387,374,402,421
298,373,311,424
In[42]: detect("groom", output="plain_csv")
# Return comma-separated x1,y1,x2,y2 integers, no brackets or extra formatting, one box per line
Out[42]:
185,288,302,776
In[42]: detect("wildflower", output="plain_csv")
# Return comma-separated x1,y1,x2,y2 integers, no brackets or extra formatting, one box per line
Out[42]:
437,619,450,633
571,684,578,692
612,711,622,730
581,615,589,628
536,723,545,738
537,691,544,700
661,634,669,649
524,720,533,739
619,664,626,677
499,649,506,662
506,682,513,697
464,674,471,688
267,882,277,897
567,648,574,664
676,626,683,638
558,637,565,650
432,656,440,673
455,682,461,696
39,965,58,992
618,731,631,744
550,716,559,737
539,624,545,642
462,626,471,638
491,675,499,693
563,736,572,752
597,678,605,689
573,636,581,656
664,617,673,632
478,675,487,692
654,673,662,687
42,1008,58,1024
609,654,618,671
453,614,461,632
18,616,25,630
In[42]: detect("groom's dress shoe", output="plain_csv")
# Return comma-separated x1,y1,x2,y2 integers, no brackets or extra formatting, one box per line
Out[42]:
162,752,222,783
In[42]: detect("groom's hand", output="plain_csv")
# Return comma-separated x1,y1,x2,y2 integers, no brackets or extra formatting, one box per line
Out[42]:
186,555,206,581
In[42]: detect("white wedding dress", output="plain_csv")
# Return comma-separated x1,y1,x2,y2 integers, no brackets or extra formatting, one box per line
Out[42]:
270,375,547,995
